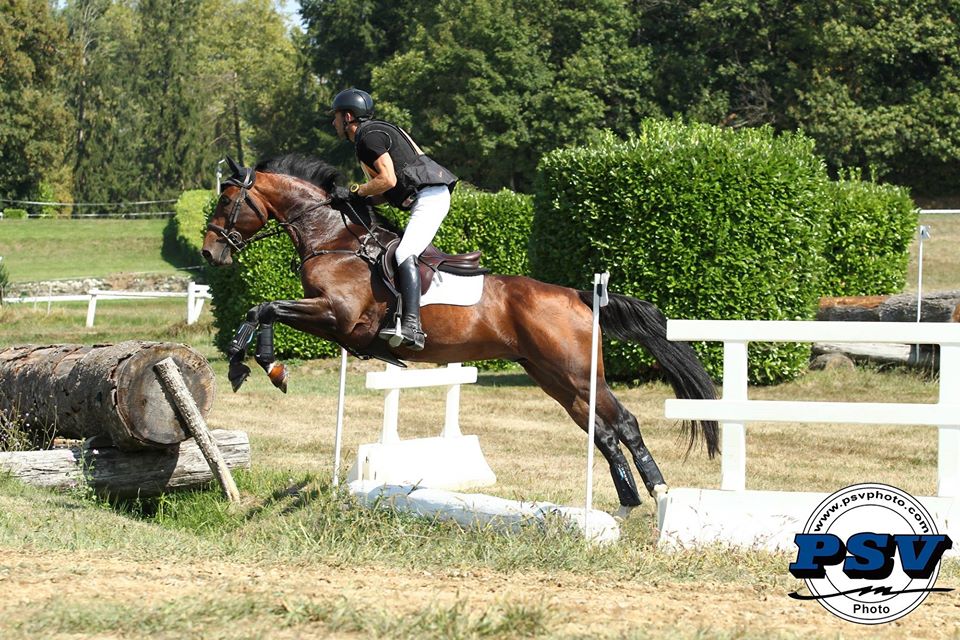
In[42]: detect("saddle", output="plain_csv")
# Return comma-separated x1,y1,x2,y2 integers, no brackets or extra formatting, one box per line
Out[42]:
378,239,489,297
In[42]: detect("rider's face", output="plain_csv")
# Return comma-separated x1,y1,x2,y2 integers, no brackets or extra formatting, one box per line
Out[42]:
332,111,349,140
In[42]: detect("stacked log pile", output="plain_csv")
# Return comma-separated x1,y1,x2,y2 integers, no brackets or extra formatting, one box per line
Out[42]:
0,342,214,450
812,291,960,368
0,342,250,497
0,429,250,498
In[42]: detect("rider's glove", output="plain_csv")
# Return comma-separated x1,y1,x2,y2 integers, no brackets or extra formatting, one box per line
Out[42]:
330,185,351,203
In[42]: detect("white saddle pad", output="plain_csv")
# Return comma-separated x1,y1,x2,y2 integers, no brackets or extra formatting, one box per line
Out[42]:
420,272,484,307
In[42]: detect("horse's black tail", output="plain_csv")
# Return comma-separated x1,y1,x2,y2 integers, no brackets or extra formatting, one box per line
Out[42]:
578,291,720,458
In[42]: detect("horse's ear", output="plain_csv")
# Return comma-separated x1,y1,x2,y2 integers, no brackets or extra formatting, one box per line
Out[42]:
226,156,242,175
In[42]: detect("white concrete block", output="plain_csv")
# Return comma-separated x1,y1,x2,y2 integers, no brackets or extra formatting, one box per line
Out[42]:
346,435,496,491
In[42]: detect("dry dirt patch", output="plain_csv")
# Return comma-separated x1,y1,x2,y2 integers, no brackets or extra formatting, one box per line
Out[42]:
2,549,958,638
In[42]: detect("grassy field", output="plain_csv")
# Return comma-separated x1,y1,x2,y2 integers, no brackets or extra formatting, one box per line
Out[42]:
0,218,188,282
906,213,960,292
1,215,959,639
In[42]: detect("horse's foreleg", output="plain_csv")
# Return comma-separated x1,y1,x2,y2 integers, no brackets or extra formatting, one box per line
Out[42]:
253,321,288,393
248,298,342,393
226,308,259,392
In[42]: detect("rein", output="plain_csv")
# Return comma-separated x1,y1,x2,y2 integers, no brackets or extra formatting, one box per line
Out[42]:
210,164,390,273
292,201,390,274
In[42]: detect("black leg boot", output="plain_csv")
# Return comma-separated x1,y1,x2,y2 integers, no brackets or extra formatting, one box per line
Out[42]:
381,256,426,350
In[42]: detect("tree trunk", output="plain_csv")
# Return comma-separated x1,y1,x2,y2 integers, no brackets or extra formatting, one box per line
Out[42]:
0,429,249,498
0,342,215,450
817,291,960,323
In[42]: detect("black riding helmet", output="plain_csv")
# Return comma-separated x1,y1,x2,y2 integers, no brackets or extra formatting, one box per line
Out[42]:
331,88,374,120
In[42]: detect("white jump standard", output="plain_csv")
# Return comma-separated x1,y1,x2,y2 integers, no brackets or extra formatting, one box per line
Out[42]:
336,358,620,544
345,362,496,490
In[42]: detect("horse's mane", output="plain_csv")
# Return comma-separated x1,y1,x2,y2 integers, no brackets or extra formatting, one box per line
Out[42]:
255,153,402,235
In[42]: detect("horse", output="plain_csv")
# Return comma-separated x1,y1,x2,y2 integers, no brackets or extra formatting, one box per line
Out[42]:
201,154,719,517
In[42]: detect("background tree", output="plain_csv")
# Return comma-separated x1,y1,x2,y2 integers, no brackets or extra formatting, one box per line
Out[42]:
532,0,660,150
64,0,144,202
0,0,74,205
373,0,553,189
635,0,960,197
788,0,960,193
136,0,209,198
198,0,328,167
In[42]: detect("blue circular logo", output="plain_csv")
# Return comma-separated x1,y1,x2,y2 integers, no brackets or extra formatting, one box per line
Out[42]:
789,483,953,624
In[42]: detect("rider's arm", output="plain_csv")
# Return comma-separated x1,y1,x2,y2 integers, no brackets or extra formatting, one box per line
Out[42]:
357,153,396,198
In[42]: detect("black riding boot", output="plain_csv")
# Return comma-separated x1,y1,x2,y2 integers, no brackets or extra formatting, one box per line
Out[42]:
380,256,426,350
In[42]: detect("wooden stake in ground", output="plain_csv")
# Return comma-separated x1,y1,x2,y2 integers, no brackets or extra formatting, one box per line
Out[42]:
154,357,240,503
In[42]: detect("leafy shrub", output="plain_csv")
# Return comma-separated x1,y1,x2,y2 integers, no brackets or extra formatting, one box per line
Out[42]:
532,121,830,384
163,189,215,267
2,209,27,219
207,186,534,359
0,257,9,297
821,173,917,296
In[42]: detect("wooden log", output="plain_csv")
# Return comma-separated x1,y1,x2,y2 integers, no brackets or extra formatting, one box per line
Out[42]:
0,342,215,450
811,342,913,366
0,429,249,498
818,290,960,323
154,358,240,503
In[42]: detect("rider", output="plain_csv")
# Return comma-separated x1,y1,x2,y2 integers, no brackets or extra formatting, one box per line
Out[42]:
330,88,458,351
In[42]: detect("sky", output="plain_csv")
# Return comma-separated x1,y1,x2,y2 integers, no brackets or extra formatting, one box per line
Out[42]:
274,0,303,28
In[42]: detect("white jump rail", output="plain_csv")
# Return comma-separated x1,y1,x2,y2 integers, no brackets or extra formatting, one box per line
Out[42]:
658,320,960,552
344,360,620,544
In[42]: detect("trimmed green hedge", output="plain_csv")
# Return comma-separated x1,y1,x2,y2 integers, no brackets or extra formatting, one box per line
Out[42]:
382,184,533,276
2,209,27,219
205,185,535,358
166,189,215,257
821,174,917,296
532,122,830,384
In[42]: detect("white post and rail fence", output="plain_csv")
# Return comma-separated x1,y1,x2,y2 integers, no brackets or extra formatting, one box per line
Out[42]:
657,320,960,552
1,281,210,327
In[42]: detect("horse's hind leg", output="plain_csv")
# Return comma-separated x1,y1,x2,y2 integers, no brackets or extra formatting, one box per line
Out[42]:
607,394,669,518
518,360,647,513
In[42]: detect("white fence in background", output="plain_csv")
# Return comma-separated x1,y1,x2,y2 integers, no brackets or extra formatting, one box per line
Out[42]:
657,320,960,552
3,282,210,327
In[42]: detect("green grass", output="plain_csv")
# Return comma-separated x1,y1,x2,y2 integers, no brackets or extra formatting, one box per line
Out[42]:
5,591,553,640
0,298,217,351
1,213,959,639
0,218,188,282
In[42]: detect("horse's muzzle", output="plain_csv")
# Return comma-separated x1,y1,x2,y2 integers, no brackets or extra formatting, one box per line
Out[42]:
201,244,233,266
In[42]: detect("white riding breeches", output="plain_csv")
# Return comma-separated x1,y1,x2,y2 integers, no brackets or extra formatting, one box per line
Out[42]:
394,185,450,265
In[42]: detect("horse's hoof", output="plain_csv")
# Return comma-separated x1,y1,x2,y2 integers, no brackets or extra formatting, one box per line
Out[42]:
267,362,288,394
228,363,251,392
614,505,636,522
652,483,669,502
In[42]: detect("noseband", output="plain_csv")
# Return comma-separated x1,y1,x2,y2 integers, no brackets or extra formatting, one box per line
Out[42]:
207,167,268,254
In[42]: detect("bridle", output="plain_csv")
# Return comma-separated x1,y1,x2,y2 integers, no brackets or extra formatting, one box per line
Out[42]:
208,158,391,271
206,166,271,254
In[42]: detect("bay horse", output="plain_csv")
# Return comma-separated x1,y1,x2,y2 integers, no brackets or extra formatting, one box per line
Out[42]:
201,154,719,517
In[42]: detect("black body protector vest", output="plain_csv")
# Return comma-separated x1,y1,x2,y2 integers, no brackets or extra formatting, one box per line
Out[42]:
355,120,458,210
